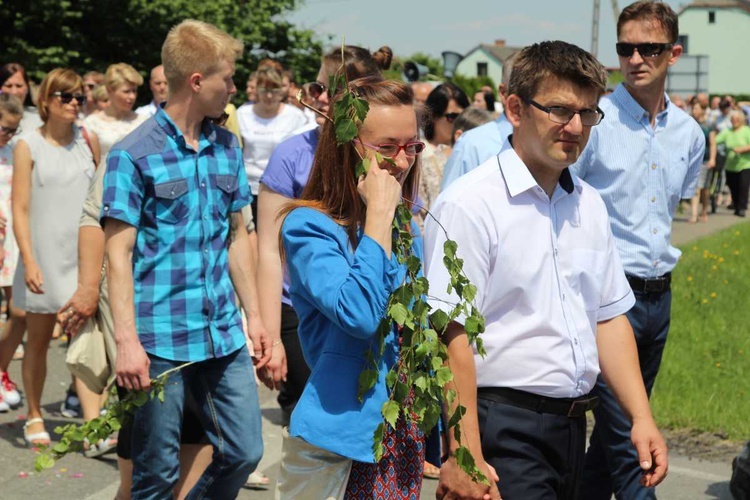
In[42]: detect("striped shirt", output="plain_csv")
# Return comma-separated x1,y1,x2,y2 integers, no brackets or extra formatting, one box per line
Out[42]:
101,107,252,362
571,84,705,278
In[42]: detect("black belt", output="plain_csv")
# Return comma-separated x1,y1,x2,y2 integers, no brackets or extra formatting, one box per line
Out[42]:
626,273,671,294
477,387,598,418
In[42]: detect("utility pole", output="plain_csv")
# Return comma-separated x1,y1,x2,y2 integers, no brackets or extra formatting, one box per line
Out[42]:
591,0,621,59
592,0,601,58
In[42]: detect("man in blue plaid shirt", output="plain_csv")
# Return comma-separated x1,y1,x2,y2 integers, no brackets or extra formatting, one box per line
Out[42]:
101,20,270,498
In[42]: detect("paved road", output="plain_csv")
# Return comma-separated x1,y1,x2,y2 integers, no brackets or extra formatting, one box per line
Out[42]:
0,208,744,499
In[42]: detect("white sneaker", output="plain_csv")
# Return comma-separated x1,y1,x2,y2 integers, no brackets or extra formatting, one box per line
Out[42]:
0,392,9,413
0,371,21,407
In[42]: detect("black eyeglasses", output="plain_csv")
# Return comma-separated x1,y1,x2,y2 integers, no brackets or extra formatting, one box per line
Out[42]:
0,125,20,137
354,139,426,157
522,97,604,127
52,92,86,105
615,42,674,58
307,82,328,100
444,112,460,123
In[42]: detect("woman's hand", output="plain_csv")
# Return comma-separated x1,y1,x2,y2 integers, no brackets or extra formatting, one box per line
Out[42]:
357,161,402,217
25,260,44,294
57,285,100,337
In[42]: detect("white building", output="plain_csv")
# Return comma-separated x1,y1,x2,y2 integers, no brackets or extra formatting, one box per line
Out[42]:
455,40,521,86
677,0,750,94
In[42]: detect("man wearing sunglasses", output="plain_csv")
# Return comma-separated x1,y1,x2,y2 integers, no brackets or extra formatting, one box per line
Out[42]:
571,2,705,499
425,40,666,500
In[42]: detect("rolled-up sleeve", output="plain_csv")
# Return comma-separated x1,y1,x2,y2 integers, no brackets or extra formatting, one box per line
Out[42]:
101,149,143,228
596,222,635,322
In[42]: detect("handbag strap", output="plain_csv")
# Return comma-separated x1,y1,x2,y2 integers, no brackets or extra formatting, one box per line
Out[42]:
81,126,98,168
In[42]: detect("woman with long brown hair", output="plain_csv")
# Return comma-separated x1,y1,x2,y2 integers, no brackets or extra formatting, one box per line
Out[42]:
276,77,431,498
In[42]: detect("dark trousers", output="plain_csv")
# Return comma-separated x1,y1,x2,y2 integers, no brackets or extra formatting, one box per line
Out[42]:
581,289,671,500
277,304,311,421
725,170,750,212
478,396,587,500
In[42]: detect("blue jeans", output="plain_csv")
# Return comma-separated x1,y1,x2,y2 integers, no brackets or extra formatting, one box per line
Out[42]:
131,347,263,499
580,289,671,500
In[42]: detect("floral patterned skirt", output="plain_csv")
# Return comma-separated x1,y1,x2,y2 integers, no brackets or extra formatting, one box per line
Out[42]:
344,418,425,499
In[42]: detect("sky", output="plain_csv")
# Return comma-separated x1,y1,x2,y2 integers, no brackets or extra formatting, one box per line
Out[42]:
286,0,687,68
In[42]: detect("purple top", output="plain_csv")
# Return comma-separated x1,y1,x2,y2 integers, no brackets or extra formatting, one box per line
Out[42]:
260,128,320,305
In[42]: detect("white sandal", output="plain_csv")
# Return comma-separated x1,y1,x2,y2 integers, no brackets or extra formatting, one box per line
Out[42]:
23,417,50,447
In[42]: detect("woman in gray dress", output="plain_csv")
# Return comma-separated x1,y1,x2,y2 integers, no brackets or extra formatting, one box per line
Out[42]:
12,68,101,446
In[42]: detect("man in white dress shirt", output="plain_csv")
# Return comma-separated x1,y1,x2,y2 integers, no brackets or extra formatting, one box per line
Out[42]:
135,65,168,117
424,40,668,500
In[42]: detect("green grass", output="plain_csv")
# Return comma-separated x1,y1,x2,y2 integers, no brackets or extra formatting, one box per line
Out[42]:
650,222,750,439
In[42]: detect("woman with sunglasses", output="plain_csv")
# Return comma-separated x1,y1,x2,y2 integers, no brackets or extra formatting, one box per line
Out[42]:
83,63,147,163
11,68,101,446
237,66,306,222
0,63,43,135
419,83,469,218
276,76,434,498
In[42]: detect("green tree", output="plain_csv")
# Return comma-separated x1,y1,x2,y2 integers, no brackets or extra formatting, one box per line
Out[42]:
0,0,322,104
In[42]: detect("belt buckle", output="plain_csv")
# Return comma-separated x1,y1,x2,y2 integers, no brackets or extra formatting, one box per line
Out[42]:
643,277,665,293
567,400,587,418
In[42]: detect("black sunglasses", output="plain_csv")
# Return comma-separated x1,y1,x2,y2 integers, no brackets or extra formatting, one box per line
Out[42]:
52,91,86,105
307,81,328,100
444,112,460,123
615,42,674,58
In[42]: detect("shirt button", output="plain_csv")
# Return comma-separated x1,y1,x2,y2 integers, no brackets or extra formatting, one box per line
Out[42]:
651,163,657,170
653,228,658,234
203,248,208,253
201,182,206,188
653,260,659,267
574,338,579,345
651,196,656,202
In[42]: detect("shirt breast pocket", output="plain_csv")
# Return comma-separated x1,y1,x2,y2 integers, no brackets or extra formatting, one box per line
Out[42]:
154,179,190,224
214,174,239,217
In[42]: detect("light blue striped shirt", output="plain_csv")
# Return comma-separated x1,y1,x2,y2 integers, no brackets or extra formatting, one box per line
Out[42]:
571,84,705,278
440,113,513,191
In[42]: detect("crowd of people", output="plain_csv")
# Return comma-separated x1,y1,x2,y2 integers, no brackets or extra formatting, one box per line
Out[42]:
0,0,747,498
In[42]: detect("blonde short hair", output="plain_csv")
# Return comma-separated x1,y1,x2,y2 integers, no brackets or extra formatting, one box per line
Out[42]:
104,63,143,92
161,19,243,91
91,84,109,102
37,68,83,122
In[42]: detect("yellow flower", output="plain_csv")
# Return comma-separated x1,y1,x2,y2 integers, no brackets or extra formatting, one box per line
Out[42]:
724,280,729,285
712,265,718,271
716,362,721,368
710,292,717,298
687,276,694,281
734,250,741,255
701,298,709,304
718,257,725,263
735,231,741,236
692,246,698,251
723,243,729,248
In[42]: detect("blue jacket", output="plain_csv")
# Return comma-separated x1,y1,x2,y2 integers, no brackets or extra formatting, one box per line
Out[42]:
282,207,433,464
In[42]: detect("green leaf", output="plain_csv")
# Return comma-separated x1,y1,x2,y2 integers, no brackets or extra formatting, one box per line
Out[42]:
435,366,454,386
352,98,369,122
388,303,409,326
372,423,385,462
429,309,450,332
132,391,149,407
34,453,56,472
335,118,358,144
448,405,466,428
382,400,400,429
455,446,489,484
444,239,458,259
465,316,481,336
52,442,68,454
357,369,378,401
355,158,370,178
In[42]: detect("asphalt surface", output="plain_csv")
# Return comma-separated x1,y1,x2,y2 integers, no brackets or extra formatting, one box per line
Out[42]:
0,207,745,499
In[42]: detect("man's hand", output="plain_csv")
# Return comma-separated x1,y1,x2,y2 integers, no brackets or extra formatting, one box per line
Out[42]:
246,313,271,369
116,337,151,391
436,456,501,500
57,285,100,336
260,341,287,390
632,417,668,488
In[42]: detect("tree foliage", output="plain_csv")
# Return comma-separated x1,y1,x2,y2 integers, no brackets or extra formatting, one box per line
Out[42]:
0,0,322,103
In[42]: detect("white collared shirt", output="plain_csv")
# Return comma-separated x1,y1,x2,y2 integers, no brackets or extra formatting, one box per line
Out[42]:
424,139,635,398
